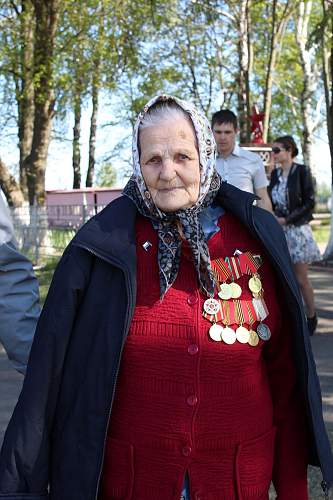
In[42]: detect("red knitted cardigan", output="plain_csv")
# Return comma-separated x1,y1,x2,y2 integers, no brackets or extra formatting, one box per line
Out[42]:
100,213,309,500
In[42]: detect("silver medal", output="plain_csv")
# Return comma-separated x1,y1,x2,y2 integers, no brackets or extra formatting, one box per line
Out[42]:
256,322,271,341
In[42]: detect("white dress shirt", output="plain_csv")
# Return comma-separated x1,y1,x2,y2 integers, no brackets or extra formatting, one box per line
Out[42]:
216,144,268,194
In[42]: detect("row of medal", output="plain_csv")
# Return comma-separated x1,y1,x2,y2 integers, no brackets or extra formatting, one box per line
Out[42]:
202,251,271,346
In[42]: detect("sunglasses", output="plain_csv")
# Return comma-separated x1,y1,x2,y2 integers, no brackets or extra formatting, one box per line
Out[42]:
272,147,285,154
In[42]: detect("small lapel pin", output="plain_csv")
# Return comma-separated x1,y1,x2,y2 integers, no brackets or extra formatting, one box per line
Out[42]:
142,241,152,252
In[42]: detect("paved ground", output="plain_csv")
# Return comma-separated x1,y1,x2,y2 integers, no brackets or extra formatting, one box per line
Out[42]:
0,266,332,497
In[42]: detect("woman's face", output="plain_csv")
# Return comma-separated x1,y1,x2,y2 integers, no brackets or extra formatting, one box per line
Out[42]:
272,142,292,164
139,116,200,212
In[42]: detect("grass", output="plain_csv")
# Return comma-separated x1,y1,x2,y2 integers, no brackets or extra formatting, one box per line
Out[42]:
312,223,330,244
34,257,60,304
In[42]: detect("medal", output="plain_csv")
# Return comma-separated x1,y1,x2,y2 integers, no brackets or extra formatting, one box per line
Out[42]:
230,255,241,279
203,252,270,348
248,329,260,346
203,298,220,315
236,325,250,344
218,283,232,300
252,297,268,321
238,251,261,275
212,258,232,284
209,323,223,341
230,282,242,299
257,322,271,341
221,326,236,345
248,275,262,294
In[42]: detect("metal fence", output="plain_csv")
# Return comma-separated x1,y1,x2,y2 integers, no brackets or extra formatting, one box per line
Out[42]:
10,204,106,263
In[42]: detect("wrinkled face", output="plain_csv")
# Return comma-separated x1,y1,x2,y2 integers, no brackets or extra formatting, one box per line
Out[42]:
272,142,291,164
139,116,200,212
212,122,237,155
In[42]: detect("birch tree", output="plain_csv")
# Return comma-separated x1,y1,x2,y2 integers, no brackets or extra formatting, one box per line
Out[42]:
262,0,298,141
230,0,252,142
321,0,333,259
295,0,322,174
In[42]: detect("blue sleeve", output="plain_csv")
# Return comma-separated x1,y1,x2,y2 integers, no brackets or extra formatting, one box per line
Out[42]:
0,242,40,374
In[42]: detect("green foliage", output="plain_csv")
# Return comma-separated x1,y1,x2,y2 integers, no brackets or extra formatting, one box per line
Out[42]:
316,181,331,202
94,161,117,187
0,0,332,197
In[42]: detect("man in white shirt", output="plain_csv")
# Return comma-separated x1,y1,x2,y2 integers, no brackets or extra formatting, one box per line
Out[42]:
211,110,272,212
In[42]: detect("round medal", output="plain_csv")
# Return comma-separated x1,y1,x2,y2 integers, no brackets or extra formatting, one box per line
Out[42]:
209,323,223,342
203,298,220,315
257,322,271,341
218,283,232,300
236,325,250,343
248,329,260,346
230,282,242,299
248,276,262,294
221,326,236,345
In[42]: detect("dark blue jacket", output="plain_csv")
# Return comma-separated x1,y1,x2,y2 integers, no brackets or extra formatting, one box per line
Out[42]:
0,183,332,500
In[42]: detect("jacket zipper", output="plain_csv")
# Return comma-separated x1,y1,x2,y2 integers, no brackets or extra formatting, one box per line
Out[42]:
249,205,329,492
73,243,134,500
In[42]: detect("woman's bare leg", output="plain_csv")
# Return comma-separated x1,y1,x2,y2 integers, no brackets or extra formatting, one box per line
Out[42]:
293,262,316,317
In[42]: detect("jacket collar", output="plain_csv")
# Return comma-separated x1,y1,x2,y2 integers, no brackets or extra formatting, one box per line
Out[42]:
217,181,258,231
72,196,138,277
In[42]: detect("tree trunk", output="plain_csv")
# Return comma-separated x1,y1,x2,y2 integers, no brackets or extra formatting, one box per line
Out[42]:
296,0,319,175
24,0,60,206
86,65,100,187
262,1,292,142
72,94,82,188
18,0,35,199
0,158,25,207
236,0,251,143
322,0,333,259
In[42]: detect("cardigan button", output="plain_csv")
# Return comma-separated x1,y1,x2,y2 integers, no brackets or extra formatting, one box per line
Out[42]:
186,395,198,406
187,344,199,355
182,445,192,456
187,294,198,306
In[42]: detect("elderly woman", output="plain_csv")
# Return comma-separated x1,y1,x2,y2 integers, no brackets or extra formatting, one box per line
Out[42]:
0,95,332,500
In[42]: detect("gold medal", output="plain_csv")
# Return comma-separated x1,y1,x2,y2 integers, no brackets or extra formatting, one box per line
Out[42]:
248,275,262,294
236,325,250,344
218,283,232,300
209,323,223,342
230,282,242,299
248,329,260,346
221,326,236,345
203,298,220,315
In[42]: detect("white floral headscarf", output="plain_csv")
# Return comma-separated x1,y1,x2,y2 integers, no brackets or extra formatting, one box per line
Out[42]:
123,94,221,298
131,94,218,214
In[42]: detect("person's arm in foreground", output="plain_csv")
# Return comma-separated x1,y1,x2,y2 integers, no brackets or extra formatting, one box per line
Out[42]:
0,246,89,497
0,242,40,374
